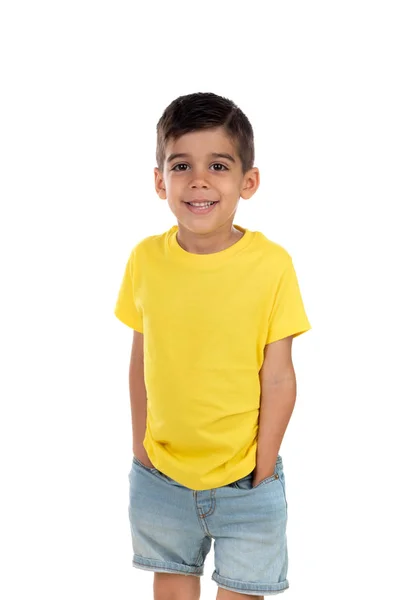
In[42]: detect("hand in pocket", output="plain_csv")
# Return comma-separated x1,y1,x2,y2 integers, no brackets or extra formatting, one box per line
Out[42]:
133,446,155,469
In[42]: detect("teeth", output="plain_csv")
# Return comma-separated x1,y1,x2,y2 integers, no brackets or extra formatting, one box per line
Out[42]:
189,201,214,207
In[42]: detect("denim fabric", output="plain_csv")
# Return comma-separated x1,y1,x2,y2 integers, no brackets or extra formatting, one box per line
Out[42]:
128,454,289,596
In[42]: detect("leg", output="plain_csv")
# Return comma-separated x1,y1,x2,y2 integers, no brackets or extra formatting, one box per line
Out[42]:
154,572,201,600
217,589,263,600
211,458,288,598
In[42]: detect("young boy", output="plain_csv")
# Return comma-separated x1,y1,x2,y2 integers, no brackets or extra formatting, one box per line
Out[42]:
114,92,311,600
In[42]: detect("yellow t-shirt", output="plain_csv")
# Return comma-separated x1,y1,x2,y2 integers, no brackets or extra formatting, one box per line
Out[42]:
114,224,311,490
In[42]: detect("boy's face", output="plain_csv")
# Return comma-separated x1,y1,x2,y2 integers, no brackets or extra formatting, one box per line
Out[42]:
154,126,259,236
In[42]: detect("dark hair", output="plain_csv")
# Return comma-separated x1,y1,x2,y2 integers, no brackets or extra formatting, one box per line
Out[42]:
156,92,254,174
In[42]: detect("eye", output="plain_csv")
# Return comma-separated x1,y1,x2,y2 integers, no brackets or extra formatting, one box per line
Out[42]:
171,163,229,172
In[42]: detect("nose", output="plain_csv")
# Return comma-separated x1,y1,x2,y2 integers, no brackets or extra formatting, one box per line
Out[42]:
188,166,210,188
190,182,209,189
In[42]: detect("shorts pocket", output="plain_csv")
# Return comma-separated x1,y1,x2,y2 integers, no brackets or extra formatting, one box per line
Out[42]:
132,455,175,485
232,472,279,490
278,469,288,509
132,455,158,473
231,456,283,490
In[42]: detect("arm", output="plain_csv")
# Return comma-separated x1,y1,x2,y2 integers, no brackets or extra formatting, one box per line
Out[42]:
129,330,154,467
253,335,297,486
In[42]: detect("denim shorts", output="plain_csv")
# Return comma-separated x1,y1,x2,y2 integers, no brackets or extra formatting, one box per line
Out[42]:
128,454,289,596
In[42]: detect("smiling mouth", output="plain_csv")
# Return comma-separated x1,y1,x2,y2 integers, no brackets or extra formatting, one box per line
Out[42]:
184,200,219,214
185,201,219,206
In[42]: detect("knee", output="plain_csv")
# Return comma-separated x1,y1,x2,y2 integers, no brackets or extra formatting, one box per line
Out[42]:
153,572,200,600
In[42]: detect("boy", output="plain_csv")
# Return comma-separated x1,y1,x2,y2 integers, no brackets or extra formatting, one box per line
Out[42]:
114,92,311,600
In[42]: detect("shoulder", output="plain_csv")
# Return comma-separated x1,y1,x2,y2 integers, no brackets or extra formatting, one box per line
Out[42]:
253,231,293,268
129,228,170,260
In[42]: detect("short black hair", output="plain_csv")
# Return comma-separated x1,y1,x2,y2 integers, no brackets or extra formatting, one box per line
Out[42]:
156,92,255,175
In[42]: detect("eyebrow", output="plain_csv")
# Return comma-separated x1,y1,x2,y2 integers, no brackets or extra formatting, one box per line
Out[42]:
166,152,236,164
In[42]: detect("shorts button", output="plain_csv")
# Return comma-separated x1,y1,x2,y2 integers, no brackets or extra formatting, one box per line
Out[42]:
275,474,279,479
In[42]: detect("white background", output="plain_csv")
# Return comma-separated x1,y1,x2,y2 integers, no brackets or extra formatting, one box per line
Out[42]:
1,1,418,599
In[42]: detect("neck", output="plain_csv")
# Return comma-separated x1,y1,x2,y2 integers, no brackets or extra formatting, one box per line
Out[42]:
176,225,243,255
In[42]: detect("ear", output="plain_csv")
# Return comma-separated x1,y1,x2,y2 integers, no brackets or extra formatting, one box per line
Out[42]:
240,167,260,200
154,167,167,199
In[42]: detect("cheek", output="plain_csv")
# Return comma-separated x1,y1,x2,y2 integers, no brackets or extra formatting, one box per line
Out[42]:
165,176,183,192
165,174,240,195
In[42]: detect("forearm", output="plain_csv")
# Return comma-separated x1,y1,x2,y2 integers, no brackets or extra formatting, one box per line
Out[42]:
255,377,297,480
129,361,148,455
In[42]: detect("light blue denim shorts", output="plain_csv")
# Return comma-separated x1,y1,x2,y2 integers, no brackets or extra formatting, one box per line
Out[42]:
128,454,289,596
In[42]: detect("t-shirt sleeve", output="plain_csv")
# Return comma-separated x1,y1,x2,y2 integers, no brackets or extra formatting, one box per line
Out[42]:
266,258,311,344
114,249,143,333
